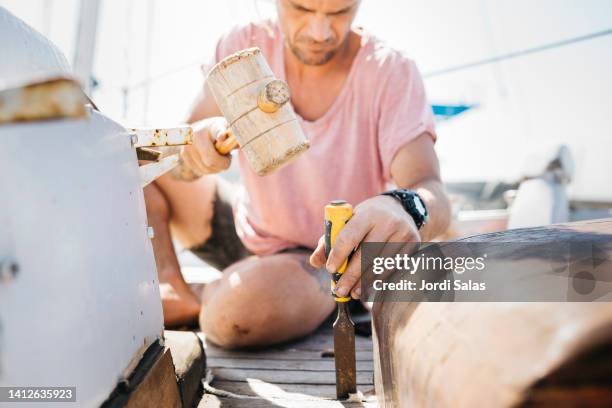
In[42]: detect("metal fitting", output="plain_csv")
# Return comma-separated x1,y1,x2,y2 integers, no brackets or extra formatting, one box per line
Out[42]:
129,133,139,147
147,226,155,239
257,79,290,113
0,259,19,283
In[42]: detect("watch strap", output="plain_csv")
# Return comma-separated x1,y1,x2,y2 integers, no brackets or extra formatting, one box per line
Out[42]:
381,189,428,229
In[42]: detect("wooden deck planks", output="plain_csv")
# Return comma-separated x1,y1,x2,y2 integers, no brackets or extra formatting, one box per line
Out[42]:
211,367,374,385
199,394,377,407
207,357,374,371
205,349,375,361
198,323,377,407
207,381,353,398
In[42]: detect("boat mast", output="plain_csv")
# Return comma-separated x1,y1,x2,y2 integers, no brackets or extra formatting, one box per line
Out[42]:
73,0,101,95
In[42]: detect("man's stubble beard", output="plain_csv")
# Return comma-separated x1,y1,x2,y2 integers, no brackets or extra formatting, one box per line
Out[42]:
289,43,337,66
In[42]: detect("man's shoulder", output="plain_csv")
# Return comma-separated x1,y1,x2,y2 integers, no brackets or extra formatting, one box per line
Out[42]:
357,32,417,77
216,19,280,62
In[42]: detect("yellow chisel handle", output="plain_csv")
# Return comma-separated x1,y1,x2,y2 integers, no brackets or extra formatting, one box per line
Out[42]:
324,200,353,302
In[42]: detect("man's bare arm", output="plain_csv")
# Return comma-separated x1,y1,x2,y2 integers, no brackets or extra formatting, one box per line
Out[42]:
310,131,452,298
389,132,451,241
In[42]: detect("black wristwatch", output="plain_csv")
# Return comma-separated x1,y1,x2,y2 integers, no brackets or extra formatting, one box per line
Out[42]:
381,189,429,229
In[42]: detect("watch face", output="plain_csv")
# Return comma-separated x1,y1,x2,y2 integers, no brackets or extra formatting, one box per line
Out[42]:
413,195,426,216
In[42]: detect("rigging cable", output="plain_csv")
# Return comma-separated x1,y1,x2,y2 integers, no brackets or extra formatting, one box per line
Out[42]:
424,27,612,78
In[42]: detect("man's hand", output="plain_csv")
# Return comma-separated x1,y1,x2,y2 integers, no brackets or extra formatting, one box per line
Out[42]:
310,195,421,300
159,280,201,328
179,116,233,176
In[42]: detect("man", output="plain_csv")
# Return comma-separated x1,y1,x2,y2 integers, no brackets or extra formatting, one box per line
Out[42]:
145,0,451,348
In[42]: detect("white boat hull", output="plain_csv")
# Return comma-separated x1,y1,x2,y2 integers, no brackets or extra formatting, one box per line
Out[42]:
0,111,164,407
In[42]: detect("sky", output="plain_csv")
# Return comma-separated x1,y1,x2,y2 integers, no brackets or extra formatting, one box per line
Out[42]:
1,0,611,201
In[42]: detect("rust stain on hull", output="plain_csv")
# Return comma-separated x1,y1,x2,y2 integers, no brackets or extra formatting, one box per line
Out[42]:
0,77,88,124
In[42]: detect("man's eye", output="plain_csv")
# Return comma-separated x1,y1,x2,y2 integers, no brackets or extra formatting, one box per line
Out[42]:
329,8,351,16
293,5,314,13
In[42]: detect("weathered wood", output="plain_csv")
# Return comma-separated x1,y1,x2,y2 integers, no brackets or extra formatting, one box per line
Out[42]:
125,349,181,408
204,331,373,356
372,218,612,408
202,378,377,407
208,380,376,400
200,322,375,407
206,357,373,372
102,342,181,408
199,394,377,408
165,330,206,408
205,348,374,361
211,367,373,385
208,380,353,398
206,47,309,176
266,332,374,352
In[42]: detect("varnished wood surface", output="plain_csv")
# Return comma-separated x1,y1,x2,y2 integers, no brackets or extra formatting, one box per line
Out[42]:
372,218,612,408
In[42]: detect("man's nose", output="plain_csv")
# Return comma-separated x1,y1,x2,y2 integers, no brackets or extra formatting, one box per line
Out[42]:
305,14,333,43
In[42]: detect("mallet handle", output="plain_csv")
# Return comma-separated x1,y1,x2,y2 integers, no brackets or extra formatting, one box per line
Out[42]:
214,129,239,155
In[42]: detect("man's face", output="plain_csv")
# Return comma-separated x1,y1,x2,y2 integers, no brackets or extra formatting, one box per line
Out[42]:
277,0,360,66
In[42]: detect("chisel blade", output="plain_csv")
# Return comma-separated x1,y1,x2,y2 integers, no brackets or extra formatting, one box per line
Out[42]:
333,302,356,399
139,154,179,187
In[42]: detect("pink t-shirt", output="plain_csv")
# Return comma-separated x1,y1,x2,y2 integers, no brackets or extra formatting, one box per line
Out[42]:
212,20,437,255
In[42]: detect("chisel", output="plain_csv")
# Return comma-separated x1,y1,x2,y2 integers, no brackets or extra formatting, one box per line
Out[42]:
324,200,357,400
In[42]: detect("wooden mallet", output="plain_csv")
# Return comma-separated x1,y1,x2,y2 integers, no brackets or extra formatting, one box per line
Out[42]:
206,47,309,176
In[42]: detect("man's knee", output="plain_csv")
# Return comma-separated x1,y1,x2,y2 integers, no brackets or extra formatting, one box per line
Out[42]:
200,297,279,349
199,259,296,348
198,256,334,349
